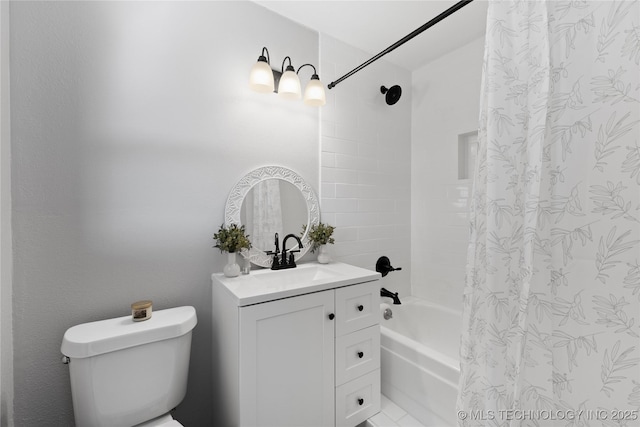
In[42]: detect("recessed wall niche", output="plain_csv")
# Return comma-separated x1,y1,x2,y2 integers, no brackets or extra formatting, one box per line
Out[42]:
457,131,478,180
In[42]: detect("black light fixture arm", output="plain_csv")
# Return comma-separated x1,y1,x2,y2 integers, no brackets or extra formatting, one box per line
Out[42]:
281,56,295,73
258,46,271,65
297,63,320,80
327,0,474,89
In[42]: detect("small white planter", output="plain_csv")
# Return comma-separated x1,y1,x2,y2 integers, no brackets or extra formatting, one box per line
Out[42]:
223,252,241,277
317,244,331,264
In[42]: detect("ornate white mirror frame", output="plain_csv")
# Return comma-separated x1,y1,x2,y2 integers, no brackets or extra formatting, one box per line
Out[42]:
224,165,320,268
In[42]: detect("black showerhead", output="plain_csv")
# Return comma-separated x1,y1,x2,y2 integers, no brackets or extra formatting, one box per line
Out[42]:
380,85,402,105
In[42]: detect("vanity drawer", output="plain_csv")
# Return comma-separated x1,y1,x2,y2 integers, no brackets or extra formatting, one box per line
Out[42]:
335,282,378,336
335,369,381,427
335,325,380,386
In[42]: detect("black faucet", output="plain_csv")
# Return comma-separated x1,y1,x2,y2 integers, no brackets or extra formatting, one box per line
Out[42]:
282,234,303,266
381,287,401,305
270,233,303,270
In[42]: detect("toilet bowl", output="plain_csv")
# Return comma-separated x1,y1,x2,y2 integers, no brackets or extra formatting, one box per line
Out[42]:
61,306,197,427
134,413,183,427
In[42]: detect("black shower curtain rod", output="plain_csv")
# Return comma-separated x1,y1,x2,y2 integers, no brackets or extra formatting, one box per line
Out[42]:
327,0,475,89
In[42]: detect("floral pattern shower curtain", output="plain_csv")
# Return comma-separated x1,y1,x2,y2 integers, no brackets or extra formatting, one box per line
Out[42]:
458,1,640,426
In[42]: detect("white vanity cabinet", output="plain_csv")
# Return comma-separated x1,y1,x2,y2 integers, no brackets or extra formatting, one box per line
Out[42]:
211,262,381,427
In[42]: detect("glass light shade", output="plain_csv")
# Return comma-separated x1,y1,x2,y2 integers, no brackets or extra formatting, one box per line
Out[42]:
249,60,275,93
278,70,301,100
303,78,326,106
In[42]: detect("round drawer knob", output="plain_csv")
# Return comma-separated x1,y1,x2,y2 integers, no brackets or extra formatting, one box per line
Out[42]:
358,398,364,406
357,351,364,358
328,313,335,320
357,305,364,312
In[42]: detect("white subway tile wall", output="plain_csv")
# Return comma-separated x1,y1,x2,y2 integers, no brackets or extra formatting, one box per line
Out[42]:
320,35,411,296
411,37,485,312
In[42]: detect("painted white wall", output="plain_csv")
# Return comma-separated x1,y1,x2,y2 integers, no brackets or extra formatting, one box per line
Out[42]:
6,1,415,425
0,1,13,425
320,34,412,300
411,36,485,313
9,2,317,425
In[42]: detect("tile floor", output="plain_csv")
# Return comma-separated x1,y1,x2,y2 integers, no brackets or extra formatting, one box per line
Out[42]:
363,395,426,427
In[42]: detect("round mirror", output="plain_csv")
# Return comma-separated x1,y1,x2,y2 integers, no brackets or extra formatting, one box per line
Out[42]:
224,166,320,267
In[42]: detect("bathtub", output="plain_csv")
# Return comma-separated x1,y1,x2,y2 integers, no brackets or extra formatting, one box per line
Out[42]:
380,296,461,426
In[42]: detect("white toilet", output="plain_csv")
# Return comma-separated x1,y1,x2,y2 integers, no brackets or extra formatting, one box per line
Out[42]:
61,306,197,427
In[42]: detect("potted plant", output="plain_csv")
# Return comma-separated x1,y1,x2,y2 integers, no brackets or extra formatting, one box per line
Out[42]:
302,222,335,264
214,223,252,277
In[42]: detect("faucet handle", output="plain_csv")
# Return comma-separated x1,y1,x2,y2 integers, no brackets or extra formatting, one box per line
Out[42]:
287,251,299,266
376,256,402,277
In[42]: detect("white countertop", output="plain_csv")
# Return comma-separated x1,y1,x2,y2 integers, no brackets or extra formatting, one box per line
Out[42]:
211,261,381,306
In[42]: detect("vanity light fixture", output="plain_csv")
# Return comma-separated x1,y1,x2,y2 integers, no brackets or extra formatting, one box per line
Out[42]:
249,46,325,107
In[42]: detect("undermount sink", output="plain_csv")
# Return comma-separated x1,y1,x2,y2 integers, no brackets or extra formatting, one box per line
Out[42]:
212,261,381,306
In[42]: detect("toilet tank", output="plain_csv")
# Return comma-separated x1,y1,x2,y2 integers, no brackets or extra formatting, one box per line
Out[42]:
61,306,197,427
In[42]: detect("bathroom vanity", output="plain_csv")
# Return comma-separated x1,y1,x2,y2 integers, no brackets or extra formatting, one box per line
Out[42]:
211,262,381,427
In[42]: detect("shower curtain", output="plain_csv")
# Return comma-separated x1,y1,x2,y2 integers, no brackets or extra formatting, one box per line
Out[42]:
458,1,640,426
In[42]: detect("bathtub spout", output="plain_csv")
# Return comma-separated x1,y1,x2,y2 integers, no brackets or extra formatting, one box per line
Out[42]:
381,287,401,305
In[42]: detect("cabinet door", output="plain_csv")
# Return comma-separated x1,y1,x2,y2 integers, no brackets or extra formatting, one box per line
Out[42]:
239,290,335,427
